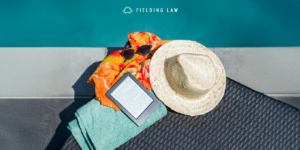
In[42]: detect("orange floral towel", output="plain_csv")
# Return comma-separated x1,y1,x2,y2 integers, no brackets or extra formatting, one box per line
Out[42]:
87,32,172,111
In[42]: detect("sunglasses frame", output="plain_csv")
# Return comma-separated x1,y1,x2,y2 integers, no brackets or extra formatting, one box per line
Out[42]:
120,45,153,62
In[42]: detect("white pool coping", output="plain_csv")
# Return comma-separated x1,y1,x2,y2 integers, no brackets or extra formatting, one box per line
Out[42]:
0,47,300,98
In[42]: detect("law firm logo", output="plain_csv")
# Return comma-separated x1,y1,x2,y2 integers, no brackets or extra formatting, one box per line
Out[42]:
122,7,133,14
122,7,178,14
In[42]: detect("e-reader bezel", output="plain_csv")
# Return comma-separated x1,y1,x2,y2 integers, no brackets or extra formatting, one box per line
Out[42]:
106,72,161,126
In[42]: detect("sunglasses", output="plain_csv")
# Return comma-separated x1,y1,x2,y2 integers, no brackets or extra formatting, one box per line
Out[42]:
120,45,153,62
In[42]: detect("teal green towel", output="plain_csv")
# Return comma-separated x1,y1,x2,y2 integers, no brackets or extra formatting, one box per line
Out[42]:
68,91,167,150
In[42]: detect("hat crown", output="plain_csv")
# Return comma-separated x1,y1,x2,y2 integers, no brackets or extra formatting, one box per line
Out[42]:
165,54,216,99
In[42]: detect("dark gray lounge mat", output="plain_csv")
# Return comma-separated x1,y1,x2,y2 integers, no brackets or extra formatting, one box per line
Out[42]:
62,78,300,150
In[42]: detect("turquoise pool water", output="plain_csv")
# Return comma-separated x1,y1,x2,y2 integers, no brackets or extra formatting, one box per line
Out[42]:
0,0,299,47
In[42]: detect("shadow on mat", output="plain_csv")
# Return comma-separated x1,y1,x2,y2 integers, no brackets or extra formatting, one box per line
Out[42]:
45,61,100,150
45,47,126,149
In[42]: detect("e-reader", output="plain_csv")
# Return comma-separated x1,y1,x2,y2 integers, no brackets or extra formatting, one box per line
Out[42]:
106,72,161,126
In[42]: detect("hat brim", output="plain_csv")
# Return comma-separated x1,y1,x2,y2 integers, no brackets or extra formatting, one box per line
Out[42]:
150,40,226,116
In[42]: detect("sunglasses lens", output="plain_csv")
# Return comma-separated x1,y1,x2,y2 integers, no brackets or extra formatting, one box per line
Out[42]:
138,45,152,55
122,49,135,60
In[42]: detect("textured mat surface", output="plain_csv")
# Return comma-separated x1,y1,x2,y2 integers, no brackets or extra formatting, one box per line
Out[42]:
61,78,300,150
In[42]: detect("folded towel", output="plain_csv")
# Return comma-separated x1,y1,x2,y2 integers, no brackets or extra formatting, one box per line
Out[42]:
68,91,167,150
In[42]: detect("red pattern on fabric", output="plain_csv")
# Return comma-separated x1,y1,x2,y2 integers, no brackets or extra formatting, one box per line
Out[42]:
87,32,172,111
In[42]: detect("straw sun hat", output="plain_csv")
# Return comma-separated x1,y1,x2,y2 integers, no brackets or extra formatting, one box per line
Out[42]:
150,40,226,116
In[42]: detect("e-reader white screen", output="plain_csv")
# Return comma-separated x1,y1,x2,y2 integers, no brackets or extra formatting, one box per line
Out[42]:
111,76,153,119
